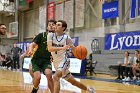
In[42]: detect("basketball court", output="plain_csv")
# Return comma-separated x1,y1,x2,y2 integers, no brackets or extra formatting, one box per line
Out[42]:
0,0,140,93
0,68,140,93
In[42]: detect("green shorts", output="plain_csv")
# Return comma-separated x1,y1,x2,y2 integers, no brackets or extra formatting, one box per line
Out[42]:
31,58,52,73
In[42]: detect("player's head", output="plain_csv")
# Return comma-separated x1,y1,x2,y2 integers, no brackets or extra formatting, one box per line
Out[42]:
47,19,56,32
124,51,130,57
55,20,67,32
13,43,17,47
135,50,139,56
0,24,7,35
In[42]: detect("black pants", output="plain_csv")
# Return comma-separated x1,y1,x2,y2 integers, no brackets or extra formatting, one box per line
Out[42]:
13,56,20,69
118,65,132,78
6,61,13,68
2,61,6,66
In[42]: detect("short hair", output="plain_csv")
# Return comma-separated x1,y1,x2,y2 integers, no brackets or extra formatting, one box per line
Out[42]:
57,20,67,31
135,50,139,54
48,20,56,25
0,24,6,27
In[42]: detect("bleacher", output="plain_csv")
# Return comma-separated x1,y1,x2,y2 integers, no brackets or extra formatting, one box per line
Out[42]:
93,50,135,75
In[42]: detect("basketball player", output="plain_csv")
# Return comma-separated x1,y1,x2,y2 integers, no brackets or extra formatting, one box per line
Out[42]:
28,20,56,93
47,20,95,93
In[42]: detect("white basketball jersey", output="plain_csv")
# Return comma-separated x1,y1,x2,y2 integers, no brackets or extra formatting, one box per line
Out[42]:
47,33,72,69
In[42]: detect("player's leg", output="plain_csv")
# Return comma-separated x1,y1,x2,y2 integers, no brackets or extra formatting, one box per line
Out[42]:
64,71,96,93
31,59,41,93
29,64,34,78
31,71,41,93
53,70,63,93
43,61,54,93
44,69,54,93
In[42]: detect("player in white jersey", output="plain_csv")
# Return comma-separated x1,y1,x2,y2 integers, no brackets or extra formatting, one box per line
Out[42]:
47,20,95,93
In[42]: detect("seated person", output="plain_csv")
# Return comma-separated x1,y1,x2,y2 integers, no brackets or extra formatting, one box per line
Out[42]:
85,53,97,75
1,54,6,68
132,53,140,80
5,53,13,70
0,52,3,66
116,51,133,81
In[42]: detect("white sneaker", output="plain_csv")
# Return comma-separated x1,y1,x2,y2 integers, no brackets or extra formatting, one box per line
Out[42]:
122,77,127,81
125,77,131,81
87,86,96,93
133,76,137,80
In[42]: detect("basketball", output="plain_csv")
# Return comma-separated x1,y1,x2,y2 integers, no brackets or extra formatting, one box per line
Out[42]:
73,45,88,60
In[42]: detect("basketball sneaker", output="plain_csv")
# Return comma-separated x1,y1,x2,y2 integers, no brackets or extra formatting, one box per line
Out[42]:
31,87,38,93
87,86,96,93
122,77,131,81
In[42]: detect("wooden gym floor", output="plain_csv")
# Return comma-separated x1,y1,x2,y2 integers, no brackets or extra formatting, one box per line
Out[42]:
0,69,140,93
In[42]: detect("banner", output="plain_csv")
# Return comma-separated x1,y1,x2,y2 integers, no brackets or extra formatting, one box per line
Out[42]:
130,0,136,18
75,0,84,27
48,2,55,20
64,0,73,29
71,37,79,46
55,3,64,20
55,0,65,4
105,31,140,50
19,0,26,6
39,5,46,33
26,0,33,3
18,0,29,10
102,1,118,19
138,0,140,16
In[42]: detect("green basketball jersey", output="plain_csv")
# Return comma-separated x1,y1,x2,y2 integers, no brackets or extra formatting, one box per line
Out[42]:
32,32,51,60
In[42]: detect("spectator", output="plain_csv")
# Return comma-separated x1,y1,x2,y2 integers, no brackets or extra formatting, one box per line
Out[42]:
11,43,22,71
5,53,13,70
0,24,7,36
133,50,139,65
0,52,3,66
85,53,92,75
1,54,6,68
116,51,133,81
132,51,140,80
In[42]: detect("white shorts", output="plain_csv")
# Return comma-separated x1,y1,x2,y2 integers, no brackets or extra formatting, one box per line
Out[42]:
55,58,72,80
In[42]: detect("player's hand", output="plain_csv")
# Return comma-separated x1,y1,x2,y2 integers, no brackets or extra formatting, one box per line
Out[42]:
27,50,33,56
63,45,70,50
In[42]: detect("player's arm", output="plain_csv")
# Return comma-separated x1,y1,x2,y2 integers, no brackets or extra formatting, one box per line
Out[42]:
67,37,75,53
28,33,41,55
28,42,37,55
